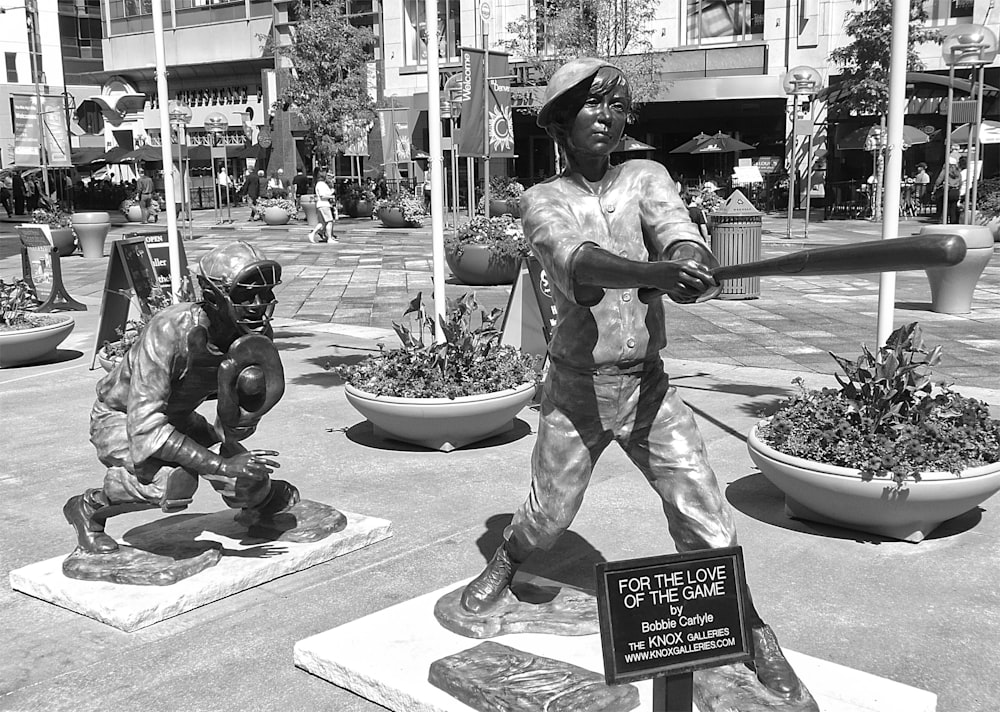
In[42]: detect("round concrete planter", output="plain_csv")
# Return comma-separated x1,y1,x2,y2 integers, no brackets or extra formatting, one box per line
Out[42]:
445,244,520,285
0,315,75,368
489,198,520,218
72,211,111,259
25,224,76,257
377,206,409,228
747,421,1000,543
125,205,143,222
300,195,319,226
347,199,373,218
262,207,291,226
919,224,994,314
344,381,536,452
96,342,122,372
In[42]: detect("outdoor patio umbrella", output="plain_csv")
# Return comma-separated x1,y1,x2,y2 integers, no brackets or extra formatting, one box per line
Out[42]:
837,125,930,150
99,146,132,164
614,135,656,152
71,147,108,167
685,132,755,154
669,132,712,154
119,145,166,163
949,120,1000,145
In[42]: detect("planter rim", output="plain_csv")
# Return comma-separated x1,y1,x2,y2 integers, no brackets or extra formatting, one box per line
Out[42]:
748,419,998,482
345,380,535,405
1,313,75,334
71,211,111,223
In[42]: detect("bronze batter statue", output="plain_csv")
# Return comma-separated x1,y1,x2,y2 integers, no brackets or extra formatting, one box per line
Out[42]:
459,58,802,699
63,241,339,575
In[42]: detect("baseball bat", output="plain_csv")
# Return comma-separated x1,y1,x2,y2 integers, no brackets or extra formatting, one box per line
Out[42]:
638,233,967,303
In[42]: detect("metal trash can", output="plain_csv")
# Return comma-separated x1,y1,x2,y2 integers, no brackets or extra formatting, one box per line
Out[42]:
709,188,762,299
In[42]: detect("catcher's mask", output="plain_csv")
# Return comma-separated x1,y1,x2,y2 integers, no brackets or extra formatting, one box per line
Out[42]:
198,242,281,335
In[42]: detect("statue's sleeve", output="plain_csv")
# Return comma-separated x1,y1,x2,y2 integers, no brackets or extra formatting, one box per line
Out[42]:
521,186,596,306
639,162,707,258
124,311,190,468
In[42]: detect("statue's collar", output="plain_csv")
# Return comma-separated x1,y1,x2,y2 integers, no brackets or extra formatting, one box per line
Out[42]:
563,164,621,195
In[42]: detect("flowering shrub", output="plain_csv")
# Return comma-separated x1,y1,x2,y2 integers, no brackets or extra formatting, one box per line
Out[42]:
758,322,1000,485
446,214,530,262
975,177,1000,223
256,197,297,214
373,194,427,227
329,292,539,398
30,207,72,228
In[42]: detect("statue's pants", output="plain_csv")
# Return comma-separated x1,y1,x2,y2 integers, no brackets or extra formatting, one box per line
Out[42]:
90,402,224,511
510,360,737,553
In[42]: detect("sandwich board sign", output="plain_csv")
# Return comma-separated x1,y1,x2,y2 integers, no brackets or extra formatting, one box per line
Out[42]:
500,256,556,366
91,235,189,369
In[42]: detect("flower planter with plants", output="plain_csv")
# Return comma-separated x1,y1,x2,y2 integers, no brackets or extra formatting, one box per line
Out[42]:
120,198,159,223
373,194,427,228
0,278,75,368
748,322,1000,542
344,183,376,218
256,197,297,226
482,176,524,218
28,208,76,257
971,176,1000,242
445,214,529,286
331,292,540,451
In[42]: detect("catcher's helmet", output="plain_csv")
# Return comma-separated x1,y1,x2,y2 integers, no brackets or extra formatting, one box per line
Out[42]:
198,241,282,335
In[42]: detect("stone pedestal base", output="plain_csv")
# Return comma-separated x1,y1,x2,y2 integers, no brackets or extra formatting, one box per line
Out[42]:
294,576,937,712
10,508,391,631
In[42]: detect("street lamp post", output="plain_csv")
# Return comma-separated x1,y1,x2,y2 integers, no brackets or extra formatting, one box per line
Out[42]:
204,111,230,224
941,25,998,225
782,66,822,240
168,100,193,238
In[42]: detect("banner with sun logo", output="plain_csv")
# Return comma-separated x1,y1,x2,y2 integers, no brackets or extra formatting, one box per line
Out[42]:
458,47,514,158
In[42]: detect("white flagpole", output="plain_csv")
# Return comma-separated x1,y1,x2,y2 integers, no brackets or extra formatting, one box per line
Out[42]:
151,0,181,301
875,0,909,345
425,0,447,342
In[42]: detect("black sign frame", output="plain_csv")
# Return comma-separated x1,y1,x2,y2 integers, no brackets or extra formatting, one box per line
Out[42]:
595,546,753,685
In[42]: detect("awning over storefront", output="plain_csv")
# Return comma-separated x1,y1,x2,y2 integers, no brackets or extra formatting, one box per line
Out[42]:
820,71,1000,116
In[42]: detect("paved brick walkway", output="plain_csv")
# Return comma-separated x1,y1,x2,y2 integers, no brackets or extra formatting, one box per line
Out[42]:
2,207,997,387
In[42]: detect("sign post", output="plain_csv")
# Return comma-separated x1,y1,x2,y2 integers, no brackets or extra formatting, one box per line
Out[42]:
596,547,753,710
17,225,86,312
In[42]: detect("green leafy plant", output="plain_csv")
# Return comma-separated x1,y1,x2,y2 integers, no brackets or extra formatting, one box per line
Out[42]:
757,322,1000,486
330,292,540,398
446,214,530,262
373,193,427,227
100,277,196,360
256,197,297,213
0,279,40,329
30,207,72,228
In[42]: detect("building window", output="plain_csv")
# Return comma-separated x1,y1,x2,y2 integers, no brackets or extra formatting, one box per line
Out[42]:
5,53,16,83
403,0,460,65
686,0,764,44
924,0,973,22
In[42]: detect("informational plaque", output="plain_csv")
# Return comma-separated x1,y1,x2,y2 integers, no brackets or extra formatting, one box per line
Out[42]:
596,547,753,685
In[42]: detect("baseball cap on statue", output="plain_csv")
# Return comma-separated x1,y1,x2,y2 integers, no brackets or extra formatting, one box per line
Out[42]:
537,57,618,128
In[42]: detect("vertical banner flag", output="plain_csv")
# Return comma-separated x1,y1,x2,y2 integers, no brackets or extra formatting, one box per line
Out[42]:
12,94,72,168
458,48,513,158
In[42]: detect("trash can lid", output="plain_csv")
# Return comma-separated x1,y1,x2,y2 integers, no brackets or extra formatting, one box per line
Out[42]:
710,188,761,217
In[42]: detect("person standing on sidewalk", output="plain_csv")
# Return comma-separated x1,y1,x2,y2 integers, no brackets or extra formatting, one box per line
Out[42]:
309,172,338,243
458,57,803,701
135,168,155,224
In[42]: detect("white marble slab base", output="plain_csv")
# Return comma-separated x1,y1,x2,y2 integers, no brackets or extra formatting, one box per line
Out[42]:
294,576,936,712
10,510,391,632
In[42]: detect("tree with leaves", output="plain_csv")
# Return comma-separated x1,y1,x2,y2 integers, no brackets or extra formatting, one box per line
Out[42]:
502,0,662,117
276,0,376,164
828,0,941,118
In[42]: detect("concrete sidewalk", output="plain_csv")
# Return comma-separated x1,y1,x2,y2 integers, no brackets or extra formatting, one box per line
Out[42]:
1,206,999,712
